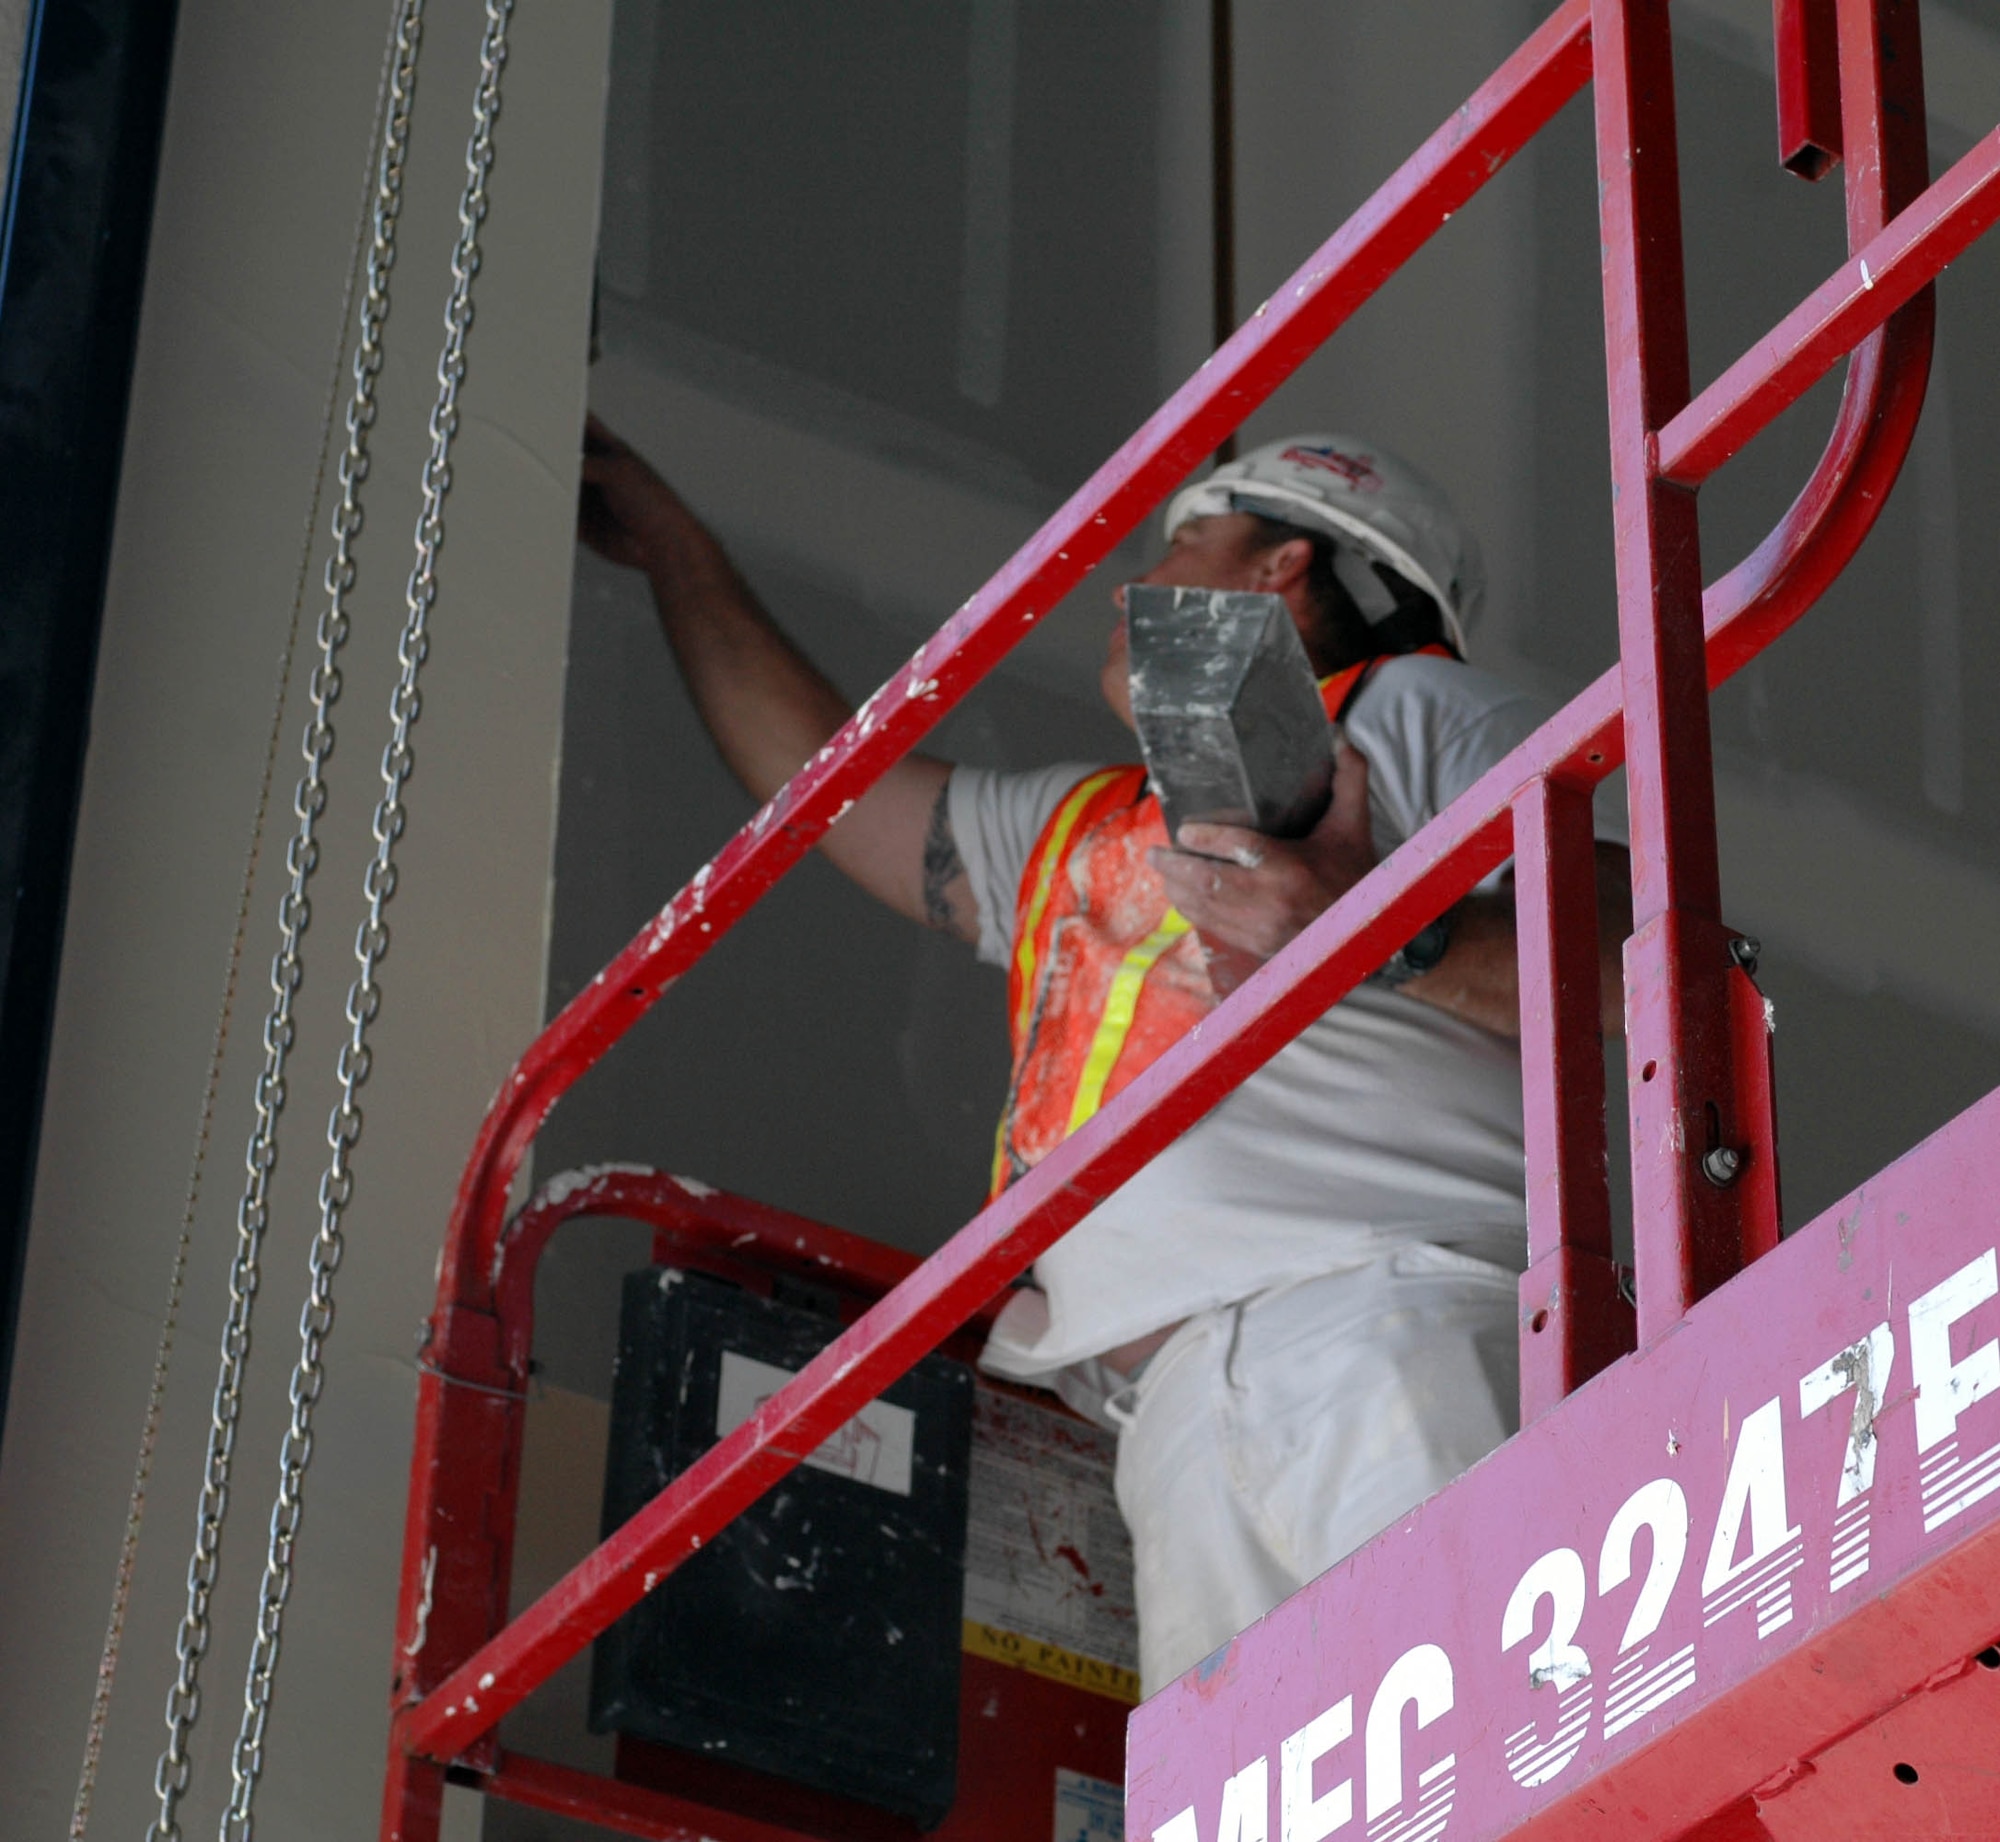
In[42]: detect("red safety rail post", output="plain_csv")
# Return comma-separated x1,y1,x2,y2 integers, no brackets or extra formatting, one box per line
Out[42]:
382,0,2000,1829
1512,776,1627,1422
1595,0,1768,1344
1775,0,1843,179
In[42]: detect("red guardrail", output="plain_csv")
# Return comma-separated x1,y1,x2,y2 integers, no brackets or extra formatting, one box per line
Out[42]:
382,0,1993,1832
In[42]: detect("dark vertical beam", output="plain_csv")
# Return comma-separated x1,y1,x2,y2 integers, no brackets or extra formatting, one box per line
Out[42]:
1211,0,1235,462
0,0,183,1450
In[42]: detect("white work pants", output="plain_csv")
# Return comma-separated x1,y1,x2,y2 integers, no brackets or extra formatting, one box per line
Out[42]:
1110,1244,1520,1693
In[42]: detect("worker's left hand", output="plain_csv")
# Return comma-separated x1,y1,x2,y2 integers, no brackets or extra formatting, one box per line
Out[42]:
579,414,692,572
1149,741,1377,964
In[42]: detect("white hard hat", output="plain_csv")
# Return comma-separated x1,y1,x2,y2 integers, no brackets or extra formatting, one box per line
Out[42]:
1164,434,1485,656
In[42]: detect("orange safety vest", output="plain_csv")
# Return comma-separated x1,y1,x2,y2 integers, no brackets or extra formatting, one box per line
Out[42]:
989,647,1452,1196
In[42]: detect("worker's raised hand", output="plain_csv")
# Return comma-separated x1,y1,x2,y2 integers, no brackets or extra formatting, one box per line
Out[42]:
1149,742,1377,970
579,414,691,571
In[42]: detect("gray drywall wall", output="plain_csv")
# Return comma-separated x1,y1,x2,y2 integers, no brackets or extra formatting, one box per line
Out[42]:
0,2,607,1837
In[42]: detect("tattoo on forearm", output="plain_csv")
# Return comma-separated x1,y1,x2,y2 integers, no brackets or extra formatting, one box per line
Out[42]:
922,783,966,931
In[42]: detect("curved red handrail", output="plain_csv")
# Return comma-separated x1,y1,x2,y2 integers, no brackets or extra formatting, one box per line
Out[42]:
489,1164,1002,1379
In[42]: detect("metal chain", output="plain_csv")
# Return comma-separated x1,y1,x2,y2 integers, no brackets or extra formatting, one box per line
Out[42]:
142,7,427,1839
70,6,405,1811
219,7,513,1835
71,7,410,1821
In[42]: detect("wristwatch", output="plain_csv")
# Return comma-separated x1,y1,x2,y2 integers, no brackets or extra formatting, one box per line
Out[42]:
1370,909,1454,988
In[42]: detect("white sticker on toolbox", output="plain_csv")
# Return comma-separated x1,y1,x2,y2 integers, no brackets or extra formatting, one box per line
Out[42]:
1054,1768,1124,1842
964,1386,1138,1675
716,1350,915,1497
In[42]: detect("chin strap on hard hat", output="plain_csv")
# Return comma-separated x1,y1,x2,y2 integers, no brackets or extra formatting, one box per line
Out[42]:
1328,545,1401,622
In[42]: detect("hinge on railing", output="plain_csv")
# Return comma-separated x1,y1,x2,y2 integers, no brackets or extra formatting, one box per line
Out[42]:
1721,935,1783,1259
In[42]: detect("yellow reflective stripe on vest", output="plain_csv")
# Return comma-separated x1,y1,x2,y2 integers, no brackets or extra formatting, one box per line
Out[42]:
1065,908,1192,1135
1009,768,1131,1044
988,1110,1013,1198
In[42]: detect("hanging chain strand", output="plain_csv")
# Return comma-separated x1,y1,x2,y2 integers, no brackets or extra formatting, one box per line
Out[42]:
219,7,512,1835
141,8,427,1840
70,14,413,1835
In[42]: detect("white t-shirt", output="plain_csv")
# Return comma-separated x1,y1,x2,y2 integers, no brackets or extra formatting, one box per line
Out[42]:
953,652,1627,1379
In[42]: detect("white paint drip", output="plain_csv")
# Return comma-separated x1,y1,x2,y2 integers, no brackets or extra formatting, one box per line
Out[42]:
535,1162,655,1211
404,1547,437,1658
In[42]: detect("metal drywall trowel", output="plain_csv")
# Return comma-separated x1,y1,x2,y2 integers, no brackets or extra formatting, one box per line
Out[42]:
1125,584,1333,850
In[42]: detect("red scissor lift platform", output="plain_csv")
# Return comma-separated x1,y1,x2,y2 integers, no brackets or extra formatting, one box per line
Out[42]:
382,2,2000,1837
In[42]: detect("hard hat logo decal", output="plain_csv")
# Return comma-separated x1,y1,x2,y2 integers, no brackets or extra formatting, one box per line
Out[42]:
1279,445,1383,492
1162,432,1481,654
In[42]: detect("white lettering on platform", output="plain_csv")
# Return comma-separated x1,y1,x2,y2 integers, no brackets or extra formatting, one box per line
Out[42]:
1597,1478,1695,1737
1149,1236,2000,1842
1800,1324,1895,1502
1599,1479,1688,1653
1910,1252,2000,1530
1911,1253,2000,1451
715,1351,914,1497
1364,1644,1455,1839
1800,1322,1895,1589
1499,1549,1591,1787
1216,1757,1270,1842
1700,1397,1803,1639
1280,1698,1353,1842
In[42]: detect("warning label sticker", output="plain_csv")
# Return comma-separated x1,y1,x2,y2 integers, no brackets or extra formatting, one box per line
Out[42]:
961,1622,1139,1705
961,1386,1137,1694
1053,1768,1125,1842
715,1350,916,1496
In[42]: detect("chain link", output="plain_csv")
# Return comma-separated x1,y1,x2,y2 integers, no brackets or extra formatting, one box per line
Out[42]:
218,7,513,1835
142,8,427,1840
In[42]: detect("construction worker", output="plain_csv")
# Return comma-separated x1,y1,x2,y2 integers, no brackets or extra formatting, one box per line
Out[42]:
580,421,1631,1691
